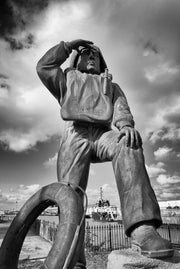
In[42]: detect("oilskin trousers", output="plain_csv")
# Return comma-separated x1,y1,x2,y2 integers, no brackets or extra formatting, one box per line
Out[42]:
57,121,162,268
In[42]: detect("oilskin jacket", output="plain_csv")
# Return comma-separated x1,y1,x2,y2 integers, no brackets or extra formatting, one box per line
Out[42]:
36,41,134,130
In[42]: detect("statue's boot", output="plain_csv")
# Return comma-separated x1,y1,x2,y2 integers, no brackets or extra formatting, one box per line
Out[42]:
131,224,174,258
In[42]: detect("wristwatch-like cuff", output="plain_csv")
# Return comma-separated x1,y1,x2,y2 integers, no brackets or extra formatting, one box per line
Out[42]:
116,120,134,130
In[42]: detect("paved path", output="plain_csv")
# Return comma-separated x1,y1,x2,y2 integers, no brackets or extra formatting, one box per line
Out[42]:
0,222,52,260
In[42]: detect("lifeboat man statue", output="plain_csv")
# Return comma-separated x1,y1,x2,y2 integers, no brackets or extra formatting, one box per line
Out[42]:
37,39,173,268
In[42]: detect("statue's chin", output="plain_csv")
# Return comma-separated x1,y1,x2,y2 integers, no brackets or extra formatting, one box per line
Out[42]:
78,68,100,75
86,66,100,75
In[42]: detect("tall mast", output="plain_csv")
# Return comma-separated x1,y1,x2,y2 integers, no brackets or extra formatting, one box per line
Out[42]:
100,187,103,201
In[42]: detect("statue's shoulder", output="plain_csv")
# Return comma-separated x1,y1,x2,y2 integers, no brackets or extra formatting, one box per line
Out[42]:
111,82,122,91
111,82,126,98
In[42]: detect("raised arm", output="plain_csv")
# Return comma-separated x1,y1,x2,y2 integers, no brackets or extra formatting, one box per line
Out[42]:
36,39,93,102
36,41,70,102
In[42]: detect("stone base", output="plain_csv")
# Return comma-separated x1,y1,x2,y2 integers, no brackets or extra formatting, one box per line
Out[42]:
107,248,180,269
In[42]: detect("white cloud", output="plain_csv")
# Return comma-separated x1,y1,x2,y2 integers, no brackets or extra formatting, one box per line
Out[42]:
145,63,178,83
0,1,93,153
159,192,177,200
86,188,99,204
1,0,180,206
0,88,9,100
1,0,180,154
146,162,166,178
19,184,40,195
162,127,180,141
0,184,41,208
0,85,63,152
147,97,180,143
35,1,91,48
0,130,39,152
0,124,60,152
148,130,164,144
44,153,58,168
157,174,180,185
149,127,180,144
154,146,173,161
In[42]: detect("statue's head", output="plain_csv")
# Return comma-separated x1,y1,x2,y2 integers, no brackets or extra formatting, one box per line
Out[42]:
70,45,107,74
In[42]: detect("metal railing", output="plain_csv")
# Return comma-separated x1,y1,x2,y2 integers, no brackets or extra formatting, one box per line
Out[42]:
85,222,131,252
34,220,180,252
158,223,180,249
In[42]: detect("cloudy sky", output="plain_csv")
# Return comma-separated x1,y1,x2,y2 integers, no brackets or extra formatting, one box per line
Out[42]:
0,0,180,210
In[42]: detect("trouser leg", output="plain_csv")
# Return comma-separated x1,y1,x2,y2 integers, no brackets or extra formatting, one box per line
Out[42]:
112,136,162,236
95,130,162,237
57,124,91,191
57,123,91,268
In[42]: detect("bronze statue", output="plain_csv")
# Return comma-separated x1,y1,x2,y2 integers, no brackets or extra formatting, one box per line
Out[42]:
36,39,173,268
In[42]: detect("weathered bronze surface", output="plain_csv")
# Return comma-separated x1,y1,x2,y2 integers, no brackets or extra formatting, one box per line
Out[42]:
36,39,166,267
0,39,171,269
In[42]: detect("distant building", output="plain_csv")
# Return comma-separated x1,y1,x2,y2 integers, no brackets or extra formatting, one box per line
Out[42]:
158,200,180,209
0,210,4,216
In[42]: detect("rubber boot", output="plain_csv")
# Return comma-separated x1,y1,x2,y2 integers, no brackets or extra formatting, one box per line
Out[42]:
131,224,174,258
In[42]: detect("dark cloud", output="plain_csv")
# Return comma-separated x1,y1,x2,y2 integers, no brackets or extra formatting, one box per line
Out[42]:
89,0,180,63
143,40,159,54
0,74,10,90
0,106,33,131
0,74,9,79
0,0,69,49
0,0,71,36
4,33,34,50
0,0,48,36
164,110,180,126
0,82,10,90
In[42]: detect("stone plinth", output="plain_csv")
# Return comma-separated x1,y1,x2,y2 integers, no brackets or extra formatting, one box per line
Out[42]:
107,249,180,269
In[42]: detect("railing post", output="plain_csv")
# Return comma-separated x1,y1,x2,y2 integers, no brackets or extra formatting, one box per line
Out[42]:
109,224,112,251
167,224,172,242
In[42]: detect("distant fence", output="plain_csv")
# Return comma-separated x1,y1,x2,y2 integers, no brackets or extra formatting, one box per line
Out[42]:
158,223,180,249
0,215,15,223
85,222,131,252
34,220,180,252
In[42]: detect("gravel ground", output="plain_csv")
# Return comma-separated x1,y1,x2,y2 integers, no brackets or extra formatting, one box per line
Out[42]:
18,251,109,269
86,251,109,269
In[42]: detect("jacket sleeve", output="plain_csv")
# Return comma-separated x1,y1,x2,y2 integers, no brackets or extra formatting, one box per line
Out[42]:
112,83,135,130
36,41,72,103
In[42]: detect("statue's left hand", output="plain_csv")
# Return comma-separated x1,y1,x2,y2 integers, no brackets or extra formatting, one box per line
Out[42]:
69,39,94,51
117,126,142,148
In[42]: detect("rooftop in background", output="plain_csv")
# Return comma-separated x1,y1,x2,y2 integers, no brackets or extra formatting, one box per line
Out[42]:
158,200,180,209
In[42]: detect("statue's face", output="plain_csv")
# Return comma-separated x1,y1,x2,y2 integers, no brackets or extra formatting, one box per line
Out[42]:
76,49,100,74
